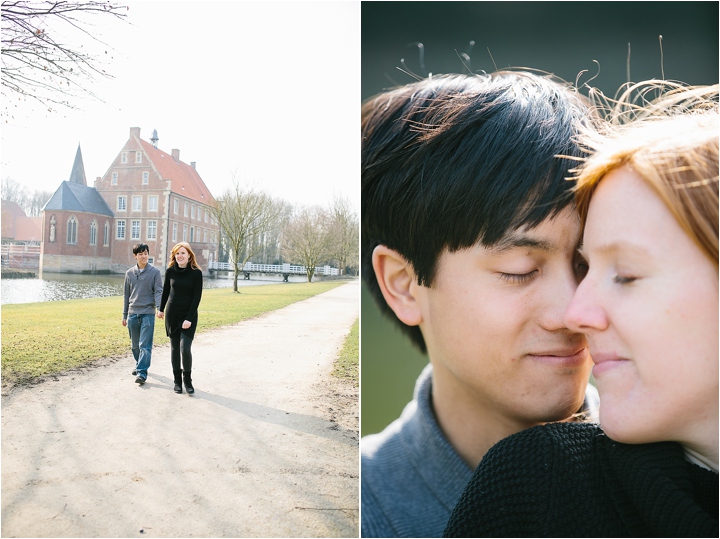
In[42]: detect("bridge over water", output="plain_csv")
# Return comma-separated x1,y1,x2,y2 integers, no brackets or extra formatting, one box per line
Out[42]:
208,262,340,281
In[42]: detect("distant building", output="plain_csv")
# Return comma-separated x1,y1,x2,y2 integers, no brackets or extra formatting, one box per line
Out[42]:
1,199,42,270
1,199,42,243
39,127,219,275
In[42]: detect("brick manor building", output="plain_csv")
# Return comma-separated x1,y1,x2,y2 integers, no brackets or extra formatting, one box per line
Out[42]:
41,127,219,275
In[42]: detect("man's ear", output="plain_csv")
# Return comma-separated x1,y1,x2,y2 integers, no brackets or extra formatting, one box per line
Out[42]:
372,245,423,326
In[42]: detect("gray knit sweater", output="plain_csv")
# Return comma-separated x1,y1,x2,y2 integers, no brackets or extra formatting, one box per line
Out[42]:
123,263,163,318
361,364,601,538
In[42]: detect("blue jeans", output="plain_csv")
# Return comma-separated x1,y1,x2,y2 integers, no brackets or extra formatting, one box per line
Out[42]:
127,313,155,379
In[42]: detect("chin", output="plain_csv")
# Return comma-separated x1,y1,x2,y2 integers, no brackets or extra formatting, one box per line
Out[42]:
532,374,591,422
524,391,587,424
599,408,651,444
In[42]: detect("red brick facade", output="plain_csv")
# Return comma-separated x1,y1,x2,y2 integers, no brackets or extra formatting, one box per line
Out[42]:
40,127,219,276
41,210,113,273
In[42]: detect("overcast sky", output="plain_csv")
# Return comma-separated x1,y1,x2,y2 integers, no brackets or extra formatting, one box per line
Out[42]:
1,1,360,210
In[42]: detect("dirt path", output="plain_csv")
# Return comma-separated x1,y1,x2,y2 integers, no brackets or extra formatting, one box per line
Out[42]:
1,281,359,538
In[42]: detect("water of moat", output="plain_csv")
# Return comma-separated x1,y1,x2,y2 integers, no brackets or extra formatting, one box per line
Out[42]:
1,271,308,305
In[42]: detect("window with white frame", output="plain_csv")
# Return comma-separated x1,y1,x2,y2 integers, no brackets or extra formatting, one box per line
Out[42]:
191,204,195,219
142,171,149,184
172,222,177,242
117,196,127,211
131,220,141,240
184,202,189,217
132,195,142,211
147,220,157,240
104,222,109,245
90,220,97,246
135,151,142,163
111,172,118,185
67,216,78,244
190,227,194,242
203,229,207,242
183,224,187,241
204,210,208,223
174,199,178,214
148,195,158,211
117,220,126,239
121,152,127,164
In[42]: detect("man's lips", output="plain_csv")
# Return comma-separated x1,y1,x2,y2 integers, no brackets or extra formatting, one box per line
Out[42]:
527,347,589,367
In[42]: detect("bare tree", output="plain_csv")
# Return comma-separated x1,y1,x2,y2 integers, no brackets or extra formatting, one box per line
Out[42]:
1,176,52,215
1,0,128,113
328,195,359,275
281,205,333,283
247,200,293,264
26,187,52,215
210,179,284,292
1,176,28,207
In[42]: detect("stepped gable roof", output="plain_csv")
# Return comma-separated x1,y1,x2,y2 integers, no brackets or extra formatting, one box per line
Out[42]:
43,181,114,217
139,139,216,206
68,144,87,186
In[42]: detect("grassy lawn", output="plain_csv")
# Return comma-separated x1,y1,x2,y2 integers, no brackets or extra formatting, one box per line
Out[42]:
1,281,345,385
332,317,358,387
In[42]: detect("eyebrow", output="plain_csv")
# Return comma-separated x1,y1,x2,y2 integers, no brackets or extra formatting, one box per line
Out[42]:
488,233,557,255
579,240,652,259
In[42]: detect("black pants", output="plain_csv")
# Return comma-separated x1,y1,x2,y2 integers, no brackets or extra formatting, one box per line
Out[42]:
170,332,193,373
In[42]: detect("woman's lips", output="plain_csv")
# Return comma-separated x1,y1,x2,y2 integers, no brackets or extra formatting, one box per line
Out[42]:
527,348,589,368
591,353,630,376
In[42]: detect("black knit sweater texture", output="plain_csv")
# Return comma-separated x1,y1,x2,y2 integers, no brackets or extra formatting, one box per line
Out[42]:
160,264,203,340
443,422,718,538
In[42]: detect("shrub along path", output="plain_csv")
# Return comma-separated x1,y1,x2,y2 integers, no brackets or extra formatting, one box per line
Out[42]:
1,280,359,538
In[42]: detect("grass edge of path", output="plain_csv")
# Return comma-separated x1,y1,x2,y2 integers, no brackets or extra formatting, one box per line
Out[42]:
2,280,355,392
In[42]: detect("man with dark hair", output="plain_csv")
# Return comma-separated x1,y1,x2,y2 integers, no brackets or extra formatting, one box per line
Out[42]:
122,243,163,385
361,72,601,537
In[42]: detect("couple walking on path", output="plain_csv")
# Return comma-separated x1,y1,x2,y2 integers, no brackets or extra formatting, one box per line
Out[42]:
2,281,359,537
122,241,202,394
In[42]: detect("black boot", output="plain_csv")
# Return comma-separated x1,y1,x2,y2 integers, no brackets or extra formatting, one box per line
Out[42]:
184,370,194,395
173,369,183,394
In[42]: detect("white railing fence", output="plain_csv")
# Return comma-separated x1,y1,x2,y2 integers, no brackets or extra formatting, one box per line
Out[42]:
1,244,41,268
209,261,339,276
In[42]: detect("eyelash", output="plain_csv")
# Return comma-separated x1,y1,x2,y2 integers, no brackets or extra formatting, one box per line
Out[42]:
613,275,638,285
499,270,538,284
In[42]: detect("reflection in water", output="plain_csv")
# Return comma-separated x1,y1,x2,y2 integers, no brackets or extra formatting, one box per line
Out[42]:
1,272,307,305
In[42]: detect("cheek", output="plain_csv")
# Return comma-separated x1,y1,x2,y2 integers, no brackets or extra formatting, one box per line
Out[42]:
602,280,718,433
428,285,527,357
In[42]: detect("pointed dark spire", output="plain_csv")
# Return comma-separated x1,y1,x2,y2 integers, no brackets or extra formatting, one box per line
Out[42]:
68,144,87,186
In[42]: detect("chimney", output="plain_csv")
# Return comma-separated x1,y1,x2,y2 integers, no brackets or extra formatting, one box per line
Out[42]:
171,149,180,162
130,126,141,138
190,161,196,170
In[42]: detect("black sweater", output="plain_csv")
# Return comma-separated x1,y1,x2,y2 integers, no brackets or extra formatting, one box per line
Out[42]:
444,422,718,538
160,264,203,340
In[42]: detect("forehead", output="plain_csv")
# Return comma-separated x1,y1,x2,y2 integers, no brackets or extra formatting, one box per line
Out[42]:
582,167,664,254
486,207,581,256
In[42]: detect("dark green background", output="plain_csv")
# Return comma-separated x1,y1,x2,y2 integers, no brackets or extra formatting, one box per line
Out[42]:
361,1,719,436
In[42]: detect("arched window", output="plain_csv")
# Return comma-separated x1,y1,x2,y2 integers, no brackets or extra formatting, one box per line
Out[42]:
90,220,97,246
104,221,109,246
67,216,78,245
